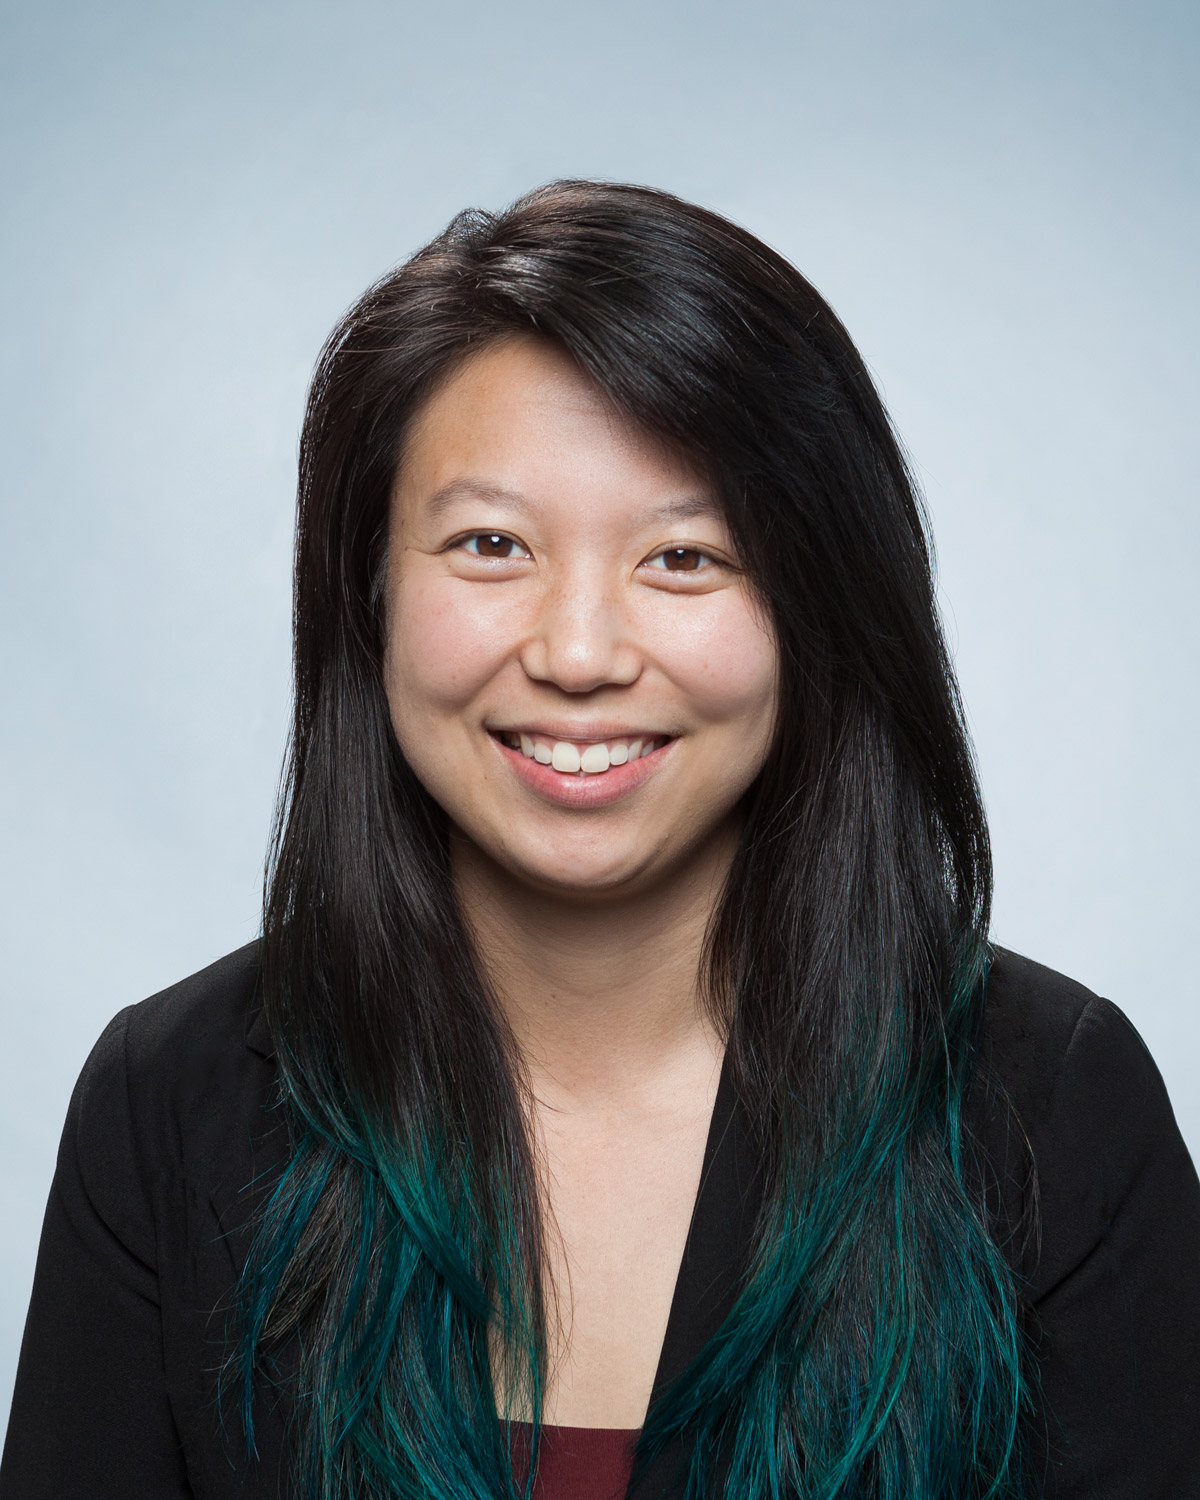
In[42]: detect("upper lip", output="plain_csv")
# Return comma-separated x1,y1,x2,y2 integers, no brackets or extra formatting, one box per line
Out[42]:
487,722,675,741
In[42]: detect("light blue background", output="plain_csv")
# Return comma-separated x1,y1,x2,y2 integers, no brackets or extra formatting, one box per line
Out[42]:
2,0,1197,1424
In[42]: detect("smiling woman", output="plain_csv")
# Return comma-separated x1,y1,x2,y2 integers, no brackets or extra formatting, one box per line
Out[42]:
385,336,775,871
2,183,1198,1500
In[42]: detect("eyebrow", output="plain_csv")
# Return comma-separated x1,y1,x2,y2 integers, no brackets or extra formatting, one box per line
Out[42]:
421,478,721,527
423,480,533,517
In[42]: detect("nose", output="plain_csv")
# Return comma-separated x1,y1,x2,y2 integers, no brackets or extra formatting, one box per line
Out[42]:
519,567,642,693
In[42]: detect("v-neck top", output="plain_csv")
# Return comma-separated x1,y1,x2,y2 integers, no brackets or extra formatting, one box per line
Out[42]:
2,942,1199,1498
507,1422,639,1500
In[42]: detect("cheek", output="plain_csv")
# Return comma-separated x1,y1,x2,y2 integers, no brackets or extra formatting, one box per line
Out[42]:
385,574,516,718
652,593,778,733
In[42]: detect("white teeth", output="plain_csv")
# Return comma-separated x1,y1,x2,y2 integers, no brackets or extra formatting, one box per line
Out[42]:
507,732,663,774
551,742,582,773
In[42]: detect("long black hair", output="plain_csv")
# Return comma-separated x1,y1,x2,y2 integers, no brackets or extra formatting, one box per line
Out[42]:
236,181,1029,1498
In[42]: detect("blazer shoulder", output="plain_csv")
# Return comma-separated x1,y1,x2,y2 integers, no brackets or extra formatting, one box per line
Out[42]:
120,939,264,1072
979,947,1101,1127
980,947,1174,1134
72,942,269,1180
976,947,1197,1292
53,942,270,1275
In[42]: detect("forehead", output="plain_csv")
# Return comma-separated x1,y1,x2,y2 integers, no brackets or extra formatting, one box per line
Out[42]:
392,335,720,531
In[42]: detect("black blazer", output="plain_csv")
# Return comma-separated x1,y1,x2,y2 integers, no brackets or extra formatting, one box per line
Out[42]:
2,944,1198,1498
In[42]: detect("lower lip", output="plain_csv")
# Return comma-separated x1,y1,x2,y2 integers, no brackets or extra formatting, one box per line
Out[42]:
490,735,674,808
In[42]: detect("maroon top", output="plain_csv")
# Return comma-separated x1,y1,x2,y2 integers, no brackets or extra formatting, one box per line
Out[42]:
507,1422,639,1500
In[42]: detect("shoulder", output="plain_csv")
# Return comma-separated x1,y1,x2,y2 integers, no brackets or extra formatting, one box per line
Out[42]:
980,947,1129,1122
116,938,264,1076
80,939,265,1098
70,942,272,1202
977,947,1199,1299
980,946,1172,1144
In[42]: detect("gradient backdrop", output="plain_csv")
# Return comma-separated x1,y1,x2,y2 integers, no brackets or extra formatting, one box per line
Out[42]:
2,0,1197,1423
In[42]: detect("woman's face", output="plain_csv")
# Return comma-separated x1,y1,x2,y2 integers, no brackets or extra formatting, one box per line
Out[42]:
384,335,778,897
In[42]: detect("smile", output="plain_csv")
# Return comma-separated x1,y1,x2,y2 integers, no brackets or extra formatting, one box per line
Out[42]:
494,731,672,775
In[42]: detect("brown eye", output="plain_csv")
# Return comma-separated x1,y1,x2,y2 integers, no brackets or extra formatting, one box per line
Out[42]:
657,547,706,572
462,533,527,559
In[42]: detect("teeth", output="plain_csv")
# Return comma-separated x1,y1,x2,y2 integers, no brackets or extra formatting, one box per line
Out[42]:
579,743,610,774
505,732,664,775
551,742,581,773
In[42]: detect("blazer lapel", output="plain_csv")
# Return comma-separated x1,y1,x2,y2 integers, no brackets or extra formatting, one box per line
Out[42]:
629,1050,765,1499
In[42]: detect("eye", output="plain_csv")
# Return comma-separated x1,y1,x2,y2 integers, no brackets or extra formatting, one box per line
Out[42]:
457,532,531,560
645,546,714,573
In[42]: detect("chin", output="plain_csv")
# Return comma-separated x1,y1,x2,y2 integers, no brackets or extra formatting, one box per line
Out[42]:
496,838,662,901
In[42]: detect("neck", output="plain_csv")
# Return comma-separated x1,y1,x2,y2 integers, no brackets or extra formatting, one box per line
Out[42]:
451,827,736,1099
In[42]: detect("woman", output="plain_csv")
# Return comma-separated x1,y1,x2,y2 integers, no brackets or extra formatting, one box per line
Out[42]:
2,181,1197,1500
